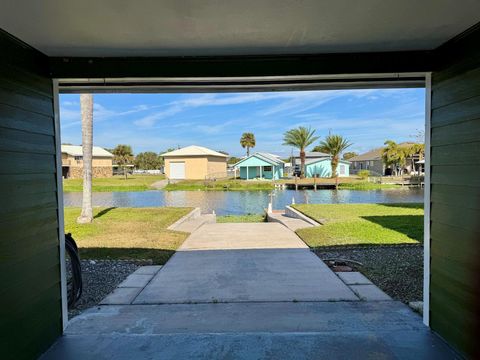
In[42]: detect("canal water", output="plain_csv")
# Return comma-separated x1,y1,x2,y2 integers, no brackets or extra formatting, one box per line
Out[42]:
63,188,424,216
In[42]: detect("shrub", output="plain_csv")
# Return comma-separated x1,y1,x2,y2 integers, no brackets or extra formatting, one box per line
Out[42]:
357,170,370,179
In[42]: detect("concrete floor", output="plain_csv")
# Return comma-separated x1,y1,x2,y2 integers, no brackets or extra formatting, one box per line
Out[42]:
41,222,457,359
44,302,456,359
135,223,357,303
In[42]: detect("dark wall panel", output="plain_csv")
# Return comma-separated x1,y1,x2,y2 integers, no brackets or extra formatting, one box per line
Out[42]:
0,31,62,360
430,28,480,358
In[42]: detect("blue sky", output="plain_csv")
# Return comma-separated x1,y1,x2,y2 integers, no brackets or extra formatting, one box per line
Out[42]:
60,88,425,157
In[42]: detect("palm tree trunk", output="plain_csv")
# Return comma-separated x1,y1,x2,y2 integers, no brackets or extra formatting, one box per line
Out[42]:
77,94,93,224
300,149,306,178
247,147,250,157
332,157,339,190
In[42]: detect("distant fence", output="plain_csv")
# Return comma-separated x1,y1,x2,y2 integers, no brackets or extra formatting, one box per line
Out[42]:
133,169,164,175
205,169,236,181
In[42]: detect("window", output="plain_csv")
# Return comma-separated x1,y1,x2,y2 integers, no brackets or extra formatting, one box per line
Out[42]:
263,166,272,171
370,160,374,167
74,156,83,161
339,164,345,175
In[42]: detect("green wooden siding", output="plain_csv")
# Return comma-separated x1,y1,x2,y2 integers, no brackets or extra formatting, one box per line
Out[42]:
0,31,62,360
430,27,480,358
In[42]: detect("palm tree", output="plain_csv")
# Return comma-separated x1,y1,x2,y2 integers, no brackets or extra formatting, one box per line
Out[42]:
382,140,404,176
240,132,256,156
112,144,135,179
77,94,94,224
317,134,352,189
283,126,319,178
407,143,425,175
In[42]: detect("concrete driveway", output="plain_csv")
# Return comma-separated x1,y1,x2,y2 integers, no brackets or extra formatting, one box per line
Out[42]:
133,223,358,304
42,221,456,359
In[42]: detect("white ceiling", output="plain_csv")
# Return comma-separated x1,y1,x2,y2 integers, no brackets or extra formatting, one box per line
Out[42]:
1,0,479,57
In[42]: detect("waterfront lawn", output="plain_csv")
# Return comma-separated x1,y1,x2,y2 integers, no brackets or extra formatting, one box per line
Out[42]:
164,179,274,191
294,203,423,247
337,182,401,190
64,207,192,264
63,174,165,192
217,214,266,223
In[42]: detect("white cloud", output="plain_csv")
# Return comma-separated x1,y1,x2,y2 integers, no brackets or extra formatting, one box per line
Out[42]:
132,90,380,128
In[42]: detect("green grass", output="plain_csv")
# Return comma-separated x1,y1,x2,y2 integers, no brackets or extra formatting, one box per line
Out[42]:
217,214,266,223
63,174,165,192
293,203,423,247
164,179,274,191
64,207,192,264
338,182,401,190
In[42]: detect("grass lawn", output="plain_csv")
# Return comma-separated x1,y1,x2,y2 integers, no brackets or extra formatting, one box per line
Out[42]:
217,214,266,223
278,177,401,190
164,179,274,191
63,174,165,192
294,203,423,247
337,182,401,190
64,207,192,264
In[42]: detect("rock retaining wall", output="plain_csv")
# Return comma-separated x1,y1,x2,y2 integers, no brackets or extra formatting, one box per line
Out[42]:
67,166,113,179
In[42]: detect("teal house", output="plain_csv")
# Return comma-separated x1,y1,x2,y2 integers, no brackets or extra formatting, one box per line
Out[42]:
235,152,284,180
305,158,351,177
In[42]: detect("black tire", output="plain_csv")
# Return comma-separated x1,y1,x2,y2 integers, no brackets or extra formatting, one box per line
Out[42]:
65,233,82,308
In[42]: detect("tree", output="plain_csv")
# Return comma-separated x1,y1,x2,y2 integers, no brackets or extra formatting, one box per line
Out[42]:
228,156,242,165
240,132,256,156
283,126,319,178
77,94,94,224
135,152,163,170
405,143,425,175
382,140,405,176
317,134,352,189
112,144,134,179
343,151,358,160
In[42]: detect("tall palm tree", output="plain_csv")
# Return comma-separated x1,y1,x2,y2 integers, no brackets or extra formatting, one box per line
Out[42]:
240,132,256,156
77,94,94,224
317,134,352,189
283,126,319,178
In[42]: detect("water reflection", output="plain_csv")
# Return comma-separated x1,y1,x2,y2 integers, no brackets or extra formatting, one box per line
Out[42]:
64,188,424,216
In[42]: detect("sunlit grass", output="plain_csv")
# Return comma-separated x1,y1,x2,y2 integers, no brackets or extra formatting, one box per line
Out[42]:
338,182,401,190
217,214,266,223
63,174,165,192
294,203,423,247
64,207,191,264
164,179,274,191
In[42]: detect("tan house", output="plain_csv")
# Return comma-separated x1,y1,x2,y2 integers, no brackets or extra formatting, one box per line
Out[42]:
61,145,114,179
163,145,227,180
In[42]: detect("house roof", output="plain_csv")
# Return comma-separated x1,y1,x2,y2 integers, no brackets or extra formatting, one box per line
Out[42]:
235,152,285,167
349,148,383,162
350,142,418,162
294,151,330,159
306,157,350,166
162,145,227,158
61,145,113,157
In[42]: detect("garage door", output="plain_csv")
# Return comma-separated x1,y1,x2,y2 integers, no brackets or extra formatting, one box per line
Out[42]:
170,162,185,179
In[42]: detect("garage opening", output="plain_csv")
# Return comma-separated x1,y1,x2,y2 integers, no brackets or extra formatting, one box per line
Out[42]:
57,77,431,336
